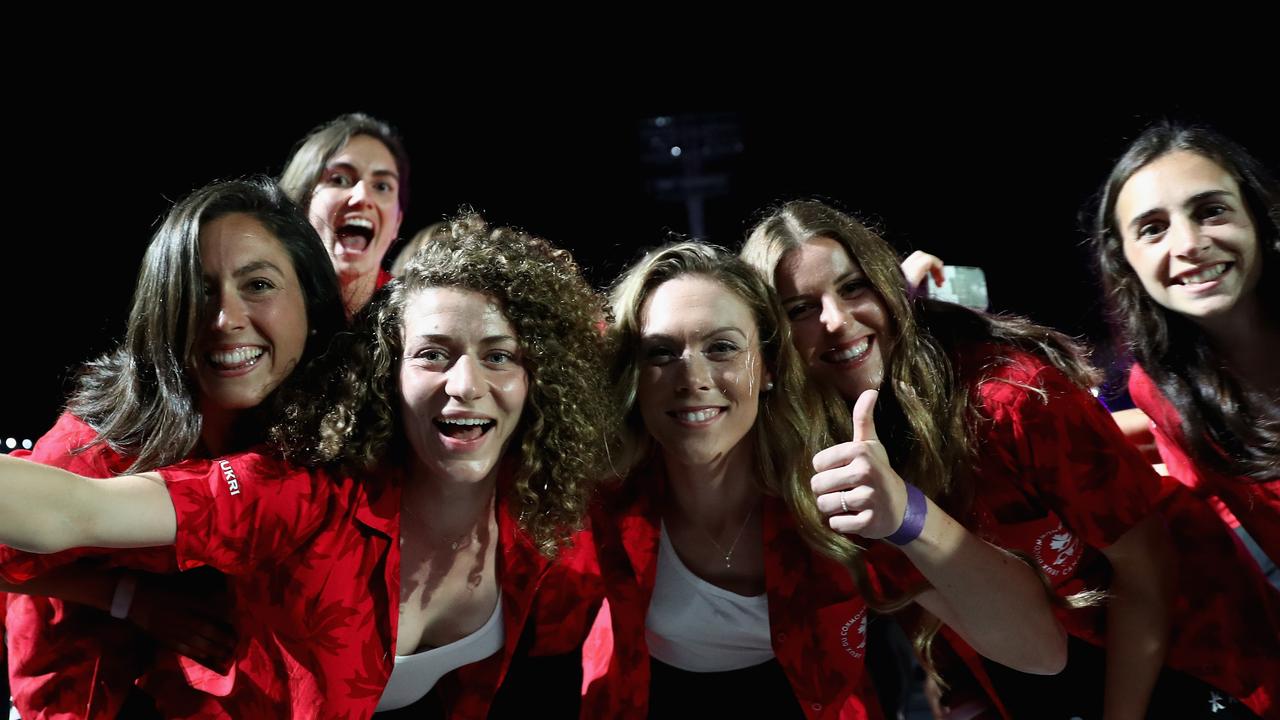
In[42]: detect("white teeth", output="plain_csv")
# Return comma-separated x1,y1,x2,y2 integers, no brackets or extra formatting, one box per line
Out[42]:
342,217,373,230
828,337,870,362
438,417,492,426
675,408,721,423
1180,264,1228,284
208,347,264,367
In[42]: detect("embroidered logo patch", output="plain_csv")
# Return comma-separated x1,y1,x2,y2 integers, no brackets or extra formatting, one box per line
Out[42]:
1033,523,1080,578
839,608,868,659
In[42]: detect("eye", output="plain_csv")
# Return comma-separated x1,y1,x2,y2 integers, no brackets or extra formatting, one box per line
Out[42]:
484,349,518,366
785,302,815,321
323,171,354,189
245,278,277,293
375,180,395,194
1196,203,1230,222
839,279,869,297
411,348,449,365
644,345,678,366
706,340,741,360
1136,220,1167,241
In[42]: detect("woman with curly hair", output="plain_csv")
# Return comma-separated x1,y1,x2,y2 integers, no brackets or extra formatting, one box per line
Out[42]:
744,199,1277,719
581,241,1064,719
0,215,616,718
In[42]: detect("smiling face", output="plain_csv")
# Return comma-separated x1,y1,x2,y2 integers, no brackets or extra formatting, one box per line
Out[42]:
773,235,891,403
398,287,529,485
191,212,309,419
306,134,404,283
1115,150,1263,333
635,275,771,469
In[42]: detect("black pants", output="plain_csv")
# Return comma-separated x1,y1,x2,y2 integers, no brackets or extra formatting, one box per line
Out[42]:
982,636,1260,720
648,657,806,719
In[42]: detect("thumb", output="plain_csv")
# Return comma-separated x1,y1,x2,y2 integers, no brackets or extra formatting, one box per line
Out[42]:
851,389,879,443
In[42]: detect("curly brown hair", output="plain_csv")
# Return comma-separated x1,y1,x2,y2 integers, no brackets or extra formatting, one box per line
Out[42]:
275,213,616,557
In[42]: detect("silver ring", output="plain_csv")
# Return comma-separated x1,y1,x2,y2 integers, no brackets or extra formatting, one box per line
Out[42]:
840,492,849,514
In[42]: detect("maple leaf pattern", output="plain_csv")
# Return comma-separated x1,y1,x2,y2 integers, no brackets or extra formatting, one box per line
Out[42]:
919,347,1280,720
586,480,878,719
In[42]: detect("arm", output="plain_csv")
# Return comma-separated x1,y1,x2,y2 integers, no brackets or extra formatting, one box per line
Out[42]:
0,455,176,553
812,390,1066,675
0,562,117,608
1,562,237,672
1099,514,1175,720
1110,408,1162,466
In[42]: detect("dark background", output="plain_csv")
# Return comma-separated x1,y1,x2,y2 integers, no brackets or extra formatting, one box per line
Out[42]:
2,88,1274,446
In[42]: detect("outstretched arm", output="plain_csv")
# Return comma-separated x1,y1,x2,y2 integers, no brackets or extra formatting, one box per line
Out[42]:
0,455,176,554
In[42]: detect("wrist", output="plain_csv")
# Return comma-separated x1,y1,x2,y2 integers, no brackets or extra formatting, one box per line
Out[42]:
885,482,927,546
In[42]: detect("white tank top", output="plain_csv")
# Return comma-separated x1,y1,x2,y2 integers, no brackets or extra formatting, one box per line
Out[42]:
374,598,505,712
645,522,774,672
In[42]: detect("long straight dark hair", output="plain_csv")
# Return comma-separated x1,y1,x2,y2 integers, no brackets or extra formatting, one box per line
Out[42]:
1092,122,1280,480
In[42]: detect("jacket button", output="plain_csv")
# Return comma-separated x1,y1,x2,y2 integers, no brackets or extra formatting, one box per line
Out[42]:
811,703,822,711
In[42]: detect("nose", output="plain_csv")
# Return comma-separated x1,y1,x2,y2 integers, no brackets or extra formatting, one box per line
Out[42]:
445,354,487,402
818,294,847,335
1169,217,1210,259
211,289,248,333
347,179,371,207
676,351,714,394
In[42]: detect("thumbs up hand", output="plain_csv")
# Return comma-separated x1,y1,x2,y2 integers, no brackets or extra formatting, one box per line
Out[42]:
810,389,909,539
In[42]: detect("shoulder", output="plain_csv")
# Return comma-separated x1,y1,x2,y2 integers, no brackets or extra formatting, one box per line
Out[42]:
26,412,132,476
962,343,1085,416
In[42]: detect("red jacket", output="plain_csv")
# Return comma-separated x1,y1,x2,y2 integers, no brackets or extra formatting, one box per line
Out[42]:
907,348,1280,719
3,443,600,719
582,469,883,720
2,413,190,720
1129,363,1280,565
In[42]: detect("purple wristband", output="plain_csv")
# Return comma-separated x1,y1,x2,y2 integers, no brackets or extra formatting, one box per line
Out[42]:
884,482,927,546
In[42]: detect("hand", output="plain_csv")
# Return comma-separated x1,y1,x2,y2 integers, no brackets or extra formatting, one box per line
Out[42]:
125,568,236,673
811,390,908,538
902,251,945,292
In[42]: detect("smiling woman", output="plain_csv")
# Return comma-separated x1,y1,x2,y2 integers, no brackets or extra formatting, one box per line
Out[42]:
190,212,311,441
1093,121,1280,579
0,176,346,719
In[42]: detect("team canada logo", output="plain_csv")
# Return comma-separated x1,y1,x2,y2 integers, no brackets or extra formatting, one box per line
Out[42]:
1033,523,1080,578
839,608,868,659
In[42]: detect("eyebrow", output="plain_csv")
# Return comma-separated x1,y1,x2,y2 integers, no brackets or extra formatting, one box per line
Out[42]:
232,260,287,278
326,161,399,182
780,270,862,305
1127,189,1236,231
409,334,518,345
641,326,748,343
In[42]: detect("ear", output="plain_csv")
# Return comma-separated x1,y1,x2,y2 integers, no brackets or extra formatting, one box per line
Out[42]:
762,369,774,393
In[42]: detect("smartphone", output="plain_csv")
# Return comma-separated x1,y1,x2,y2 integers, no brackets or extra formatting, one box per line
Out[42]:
924,266,989,310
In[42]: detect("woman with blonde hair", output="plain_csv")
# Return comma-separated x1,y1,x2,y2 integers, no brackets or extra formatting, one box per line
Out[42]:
582,240,1064,718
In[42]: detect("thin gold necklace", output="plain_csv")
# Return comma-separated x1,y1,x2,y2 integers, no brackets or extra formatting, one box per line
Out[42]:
698,505,756,569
